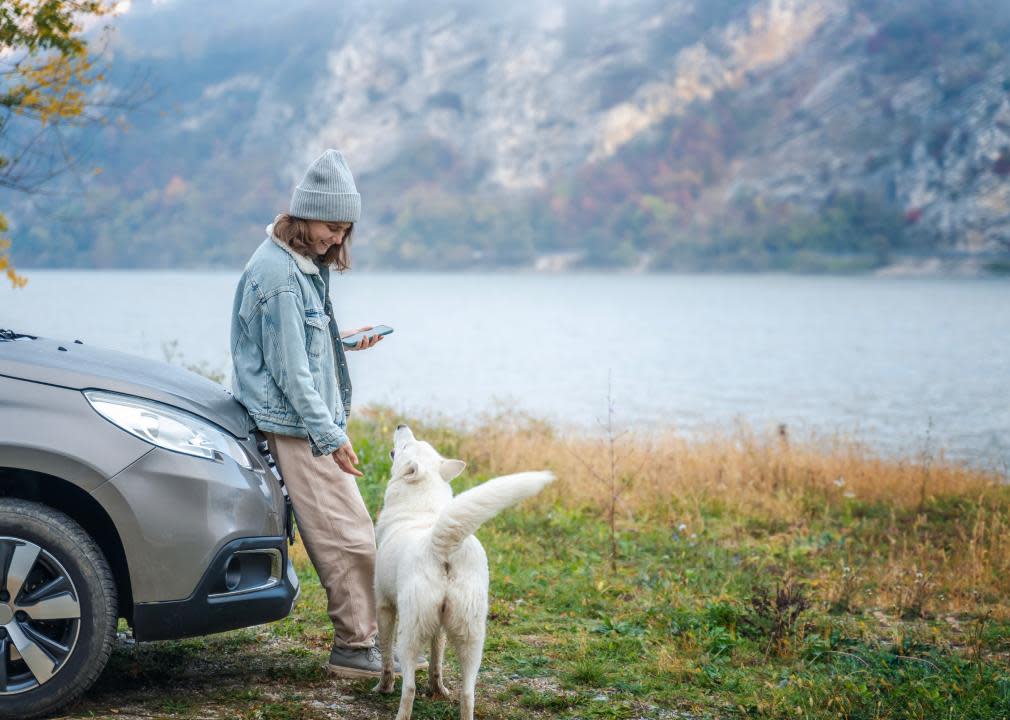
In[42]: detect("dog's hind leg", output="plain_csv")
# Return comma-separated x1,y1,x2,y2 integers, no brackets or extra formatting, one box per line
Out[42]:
394,624,425,720
453,627,485,720
394,659,417,720
374,603,397,694
428,630,451,700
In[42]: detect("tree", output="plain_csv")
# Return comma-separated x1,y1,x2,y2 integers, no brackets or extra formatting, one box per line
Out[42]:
1,0,117,287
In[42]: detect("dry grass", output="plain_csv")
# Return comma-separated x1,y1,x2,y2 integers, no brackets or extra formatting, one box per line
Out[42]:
353,406,1010,617
448,411,1002,517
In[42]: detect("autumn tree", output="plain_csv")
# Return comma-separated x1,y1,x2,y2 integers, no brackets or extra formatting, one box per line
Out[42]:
1,0,118,287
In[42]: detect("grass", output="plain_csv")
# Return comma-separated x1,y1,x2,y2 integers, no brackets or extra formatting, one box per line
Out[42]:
63,407,1010,719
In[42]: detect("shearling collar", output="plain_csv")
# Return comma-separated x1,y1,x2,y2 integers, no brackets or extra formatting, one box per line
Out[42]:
266,216,320,275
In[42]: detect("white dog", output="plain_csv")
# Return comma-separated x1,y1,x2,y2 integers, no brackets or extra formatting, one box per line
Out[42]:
373,424,554,720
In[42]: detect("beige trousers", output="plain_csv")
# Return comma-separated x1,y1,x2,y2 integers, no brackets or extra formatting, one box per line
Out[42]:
264,432,378,649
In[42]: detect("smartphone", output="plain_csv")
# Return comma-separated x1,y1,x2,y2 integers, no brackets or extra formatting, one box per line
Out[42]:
341,325,394,348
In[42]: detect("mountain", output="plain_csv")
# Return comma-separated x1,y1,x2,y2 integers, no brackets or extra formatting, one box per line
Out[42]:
4,0,1010,272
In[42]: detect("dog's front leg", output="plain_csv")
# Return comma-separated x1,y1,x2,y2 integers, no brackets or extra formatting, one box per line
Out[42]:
428,630,452,700
373,604,397,694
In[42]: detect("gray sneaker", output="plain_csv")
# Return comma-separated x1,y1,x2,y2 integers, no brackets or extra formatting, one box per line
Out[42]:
325,645,428,679
326,644,389,679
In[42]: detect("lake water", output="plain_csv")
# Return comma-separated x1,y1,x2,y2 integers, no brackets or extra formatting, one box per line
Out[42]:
2,271,1008,470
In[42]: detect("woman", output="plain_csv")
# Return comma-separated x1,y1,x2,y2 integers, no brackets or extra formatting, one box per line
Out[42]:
229,149,390,678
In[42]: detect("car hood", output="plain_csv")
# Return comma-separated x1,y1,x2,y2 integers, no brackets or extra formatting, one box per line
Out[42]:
0,334,253,438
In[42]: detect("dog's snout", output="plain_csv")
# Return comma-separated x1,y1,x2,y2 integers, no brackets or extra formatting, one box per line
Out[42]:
396,423,408,430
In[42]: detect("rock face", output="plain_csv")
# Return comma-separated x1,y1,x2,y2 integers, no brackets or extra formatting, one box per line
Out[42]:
6,0,1010,269
293,5,581,192
293,0,852,191
713,1,1010,255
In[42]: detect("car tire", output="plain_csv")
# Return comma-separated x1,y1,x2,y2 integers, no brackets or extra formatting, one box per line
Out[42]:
0,498,117,720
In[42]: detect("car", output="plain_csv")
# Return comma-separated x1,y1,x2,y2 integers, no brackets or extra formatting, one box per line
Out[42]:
0,328,300,720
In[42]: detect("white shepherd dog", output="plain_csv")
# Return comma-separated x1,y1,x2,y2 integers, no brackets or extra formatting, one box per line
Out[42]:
373,424,554,720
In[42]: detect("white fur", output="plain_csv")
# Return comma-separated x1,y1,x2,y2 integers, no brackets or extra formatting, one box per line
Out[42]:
372,425,554,720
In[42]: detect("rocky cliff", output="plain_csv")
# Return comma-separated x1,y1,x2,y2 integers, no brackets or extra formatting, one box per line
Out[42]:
5,0,1010,271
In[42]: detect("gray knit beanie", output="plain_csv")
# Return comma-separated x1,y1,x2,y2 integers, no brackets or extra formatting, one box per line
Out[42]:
289,149,361,222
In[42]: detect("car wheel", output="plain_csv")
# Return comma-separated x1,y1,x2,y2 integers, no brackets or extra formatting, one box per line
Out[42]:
0,499,117,720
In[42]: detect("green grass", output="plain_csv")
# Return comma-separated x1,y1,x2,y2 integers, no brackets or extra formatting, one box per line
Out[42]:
64,415,1010,720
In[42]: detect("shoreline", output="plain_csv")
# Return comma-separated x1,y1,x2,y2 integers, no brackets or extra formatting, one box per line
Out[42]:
8,254,1010,277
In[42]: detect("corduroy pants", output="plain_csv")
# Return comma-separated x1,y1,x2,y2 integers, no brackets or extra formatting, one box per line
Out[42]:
264,432,378,649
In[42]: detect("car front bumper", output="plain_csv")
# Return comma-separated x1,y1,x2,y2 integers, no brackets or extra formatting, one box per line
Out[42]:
131,535,300,641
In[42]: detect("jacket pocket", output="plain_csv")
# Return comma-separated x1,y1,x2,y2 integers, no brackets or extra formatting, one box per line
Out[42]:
304,310,328,358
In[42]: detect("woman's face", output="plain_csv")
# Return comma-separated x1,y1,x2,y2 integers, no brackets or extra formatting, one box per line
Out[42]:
305,220,351,257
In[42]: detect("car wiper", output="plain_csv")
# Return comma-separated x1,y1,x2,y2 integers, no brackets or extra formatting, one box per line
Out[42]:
0,328,38,341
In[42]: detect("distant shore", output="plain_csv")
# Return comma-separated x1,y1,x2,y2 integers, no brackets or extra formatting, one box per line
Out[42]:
12,252,1010,276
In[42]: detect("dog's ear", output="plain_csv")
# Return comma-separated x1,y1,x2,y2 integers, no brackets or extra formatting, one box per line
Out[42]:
439,459,466,483
401,460,420,482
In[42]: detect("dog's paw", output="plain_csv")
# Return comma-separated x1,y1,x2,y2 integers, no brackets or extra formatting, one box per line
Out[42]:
373,676,396,694
428,682,453,701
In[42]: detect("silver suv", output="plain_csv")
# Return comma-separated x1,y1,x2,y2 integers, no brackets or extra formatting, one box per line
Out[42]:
0,328,300,719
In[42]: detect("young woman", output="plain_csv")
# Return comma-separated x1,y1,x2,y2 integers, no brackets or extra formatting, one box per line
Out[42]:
229,149,392,678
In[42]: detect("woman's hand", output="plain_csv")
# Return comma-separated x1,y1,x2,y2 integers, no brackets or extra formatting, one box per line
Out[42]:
341,325,385,351
332,438,363,477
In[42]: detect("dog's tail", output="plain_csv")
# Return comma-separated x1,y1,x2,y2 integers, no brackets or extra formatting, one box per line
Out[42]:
428,471,555,559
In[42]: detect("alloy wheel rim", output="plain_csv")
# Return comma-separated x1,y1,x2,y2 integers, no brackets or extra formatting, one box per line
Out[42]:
0,537,82,694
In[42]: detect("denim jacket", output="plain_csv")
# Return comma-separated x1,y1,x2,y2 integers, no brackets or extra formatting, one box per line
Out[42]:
230,222,353,456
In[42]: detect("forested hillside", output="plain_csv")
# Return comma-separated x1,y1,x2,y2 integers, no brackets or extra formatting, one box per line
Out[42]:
5,0,1010,272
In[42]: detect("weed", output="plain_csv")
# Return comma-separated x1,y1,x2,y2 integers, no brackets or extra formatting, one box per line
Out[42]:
968,609,992,668
158,696,195,713
742,578,811,656
829,563,860,614
564,659,610,688
894,569,933,619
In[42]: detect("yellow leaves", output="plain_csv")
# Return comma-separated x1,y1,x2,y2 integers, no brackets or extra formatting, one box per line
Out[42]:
0,236,28,289
1,2,117,239
0,260,27,289
1,1,114,127
0,213,27,288
10,51,97,126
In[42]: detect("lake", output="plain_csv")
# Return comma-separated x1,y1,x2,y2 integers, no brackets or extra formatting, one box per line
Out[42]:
2,271,1008,470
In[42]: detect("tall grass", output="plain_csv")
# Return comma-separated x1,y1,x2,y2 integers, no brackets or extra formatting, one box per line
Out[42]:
447,410,1002,516
349,406,1010,617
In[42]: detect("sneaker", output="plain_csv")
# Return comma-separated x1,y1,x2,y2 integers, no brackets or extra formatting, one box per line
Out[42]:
325,644,428,679
326,644,389,679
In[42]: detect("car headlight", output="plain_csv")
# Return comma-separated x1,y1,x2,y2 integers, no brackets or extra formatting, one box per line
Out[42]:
84,390,253,470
